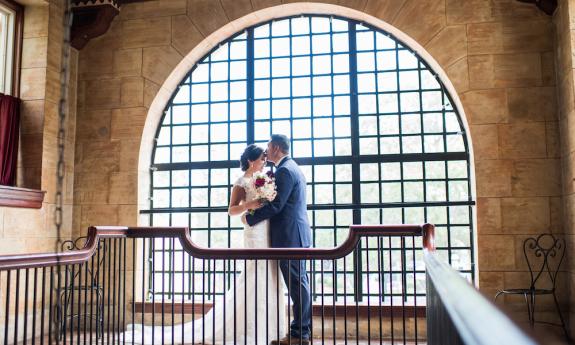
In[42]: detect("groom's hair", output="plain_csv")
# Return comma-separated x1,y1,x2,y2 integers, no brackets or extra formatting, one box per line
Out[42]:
270,134,290,154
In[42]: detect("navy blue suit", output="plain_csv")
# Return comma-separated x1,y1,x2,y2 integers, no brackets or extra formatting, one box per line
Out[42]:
245,157,312,339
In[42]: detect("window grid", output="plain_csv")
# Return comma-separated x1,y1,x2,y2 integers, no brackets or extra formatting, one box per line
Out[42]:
146,15,475,304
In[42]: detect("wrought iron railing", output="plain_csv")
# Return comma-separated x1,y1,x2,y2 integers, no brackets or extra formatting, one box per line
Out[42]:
0,224,434,344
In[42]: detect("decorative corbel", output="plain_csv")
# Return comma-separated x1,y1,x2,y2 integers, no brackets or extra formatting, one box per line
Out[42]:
516,0,557,15
71,0,120,50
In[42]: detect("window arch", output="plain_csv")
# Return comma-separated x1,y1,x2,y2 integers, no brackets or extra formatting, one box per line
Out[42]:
145,15,474,301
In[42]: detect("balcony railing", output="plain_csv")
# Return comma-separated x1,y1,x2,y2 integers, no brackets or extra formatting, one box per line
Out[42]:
0,224,533,345
0,223,538,345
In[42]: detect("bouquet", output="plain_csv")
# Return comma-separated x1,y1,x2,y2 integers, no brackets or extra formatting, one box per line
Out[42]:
248,170,277,214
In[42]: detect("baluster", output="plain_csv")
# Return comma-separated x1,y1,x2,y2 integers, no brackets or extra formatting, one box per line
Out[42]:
254,260,258,345
213,258,216,344
4,270,10,345
366,238,371,344
14,269,20,345
105,239,111,345
412,235,418,345
343,256,347,345
83,259,88,344
112,239,117,345
332,258,336,345
141,238,146,345
161,238,165,345
123,239,128,345
401,237,406,345
151,239,155,345
320,259,324,343
389,237,394,344
24,268,29,345
170,238,175,345
377,237,383,345
243,259,247,345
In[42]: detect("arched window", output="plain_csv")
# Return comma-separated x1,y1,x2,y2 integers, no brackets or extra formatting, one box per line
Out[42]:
145,15,474,302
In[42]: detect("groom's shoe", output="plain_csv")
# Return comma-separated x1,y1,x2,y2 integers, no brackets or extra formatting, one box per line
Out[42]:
270,335,310,345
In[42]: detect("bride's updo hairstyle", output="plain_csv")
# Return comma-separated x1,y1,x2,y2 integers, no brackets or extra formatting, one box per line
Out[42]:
240,144,264,171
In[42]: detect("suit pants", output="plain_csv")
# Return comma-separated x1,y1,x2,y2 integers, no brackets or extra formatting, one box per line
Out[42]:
279,259,312,339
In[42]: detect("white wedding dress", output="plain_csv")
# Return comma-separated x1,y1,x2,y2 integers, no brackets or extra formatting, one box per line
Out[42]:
123,176,286,344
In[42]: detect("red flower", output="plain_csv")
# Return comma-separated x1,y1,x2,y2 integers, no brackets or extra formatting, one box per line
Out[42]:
254,178,266,188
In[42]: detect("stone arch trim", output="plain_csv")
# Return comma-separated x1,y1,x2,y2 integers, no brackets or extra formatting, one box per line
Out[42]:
138,2,475,223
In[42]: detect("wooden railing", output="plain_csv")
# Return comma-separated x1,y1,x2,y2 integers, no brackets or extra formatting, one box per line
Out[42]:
0,224,434,344
423,233,539,345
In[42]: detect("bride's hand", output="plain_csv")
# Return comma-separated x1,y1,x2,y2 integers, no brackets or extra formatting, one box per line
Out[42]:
244,199,263,210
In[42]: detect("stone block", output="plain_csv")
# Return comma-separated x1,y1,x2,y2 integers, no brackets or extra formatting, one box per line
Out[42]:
541,51,555,86
20,133,43,168
498,123,547,159
171,15,205,57
507,87,556,122
447,0,544,24
445,57,469,94
475,159,513,197
111,107,146,140
477,234,515,271
446,0,491,24
425,25,467,68
467,20,552,55
251,0,282,10
364,0,405,23
478,271,504,297
546,121,560,159
79,46,114,80
144,79,161,109
23,5,48,38
469,124,499,160
114,48,142,78
549,196,563,233
563,151,575,195
121,77,144,108
142,46,183,86
500,197,550,233
80,205,120,230
469,53,542,89
187,0,230,37
476,197,501,234
460,89,507,125
22,37,48,69
84,78,122,110
118,0,186,20
220,0,253,20
393,0,446,45
20,100,45,134
76,109,112,140
44,67,61,104
120,139,141,173
557,74,575,122
511,159,562,197
123,17,171,49
77,140,121,174
3,207,45,238
109,172,138,204
74,170,110,204
20,68,46,100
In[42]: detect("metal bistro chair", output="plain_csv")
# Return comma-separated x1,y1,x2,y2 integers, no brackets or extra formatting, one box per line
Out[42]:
55,237,106,339
494,233,569,340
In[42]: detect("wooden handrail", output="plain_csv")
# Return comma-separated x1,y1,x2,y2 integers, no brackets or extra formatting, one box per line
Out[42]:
424,249,538,345
0,224,434,270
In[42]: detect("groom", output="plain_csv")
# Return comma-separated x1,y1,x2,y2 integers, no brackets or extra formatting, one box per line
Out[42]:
242,134,312,345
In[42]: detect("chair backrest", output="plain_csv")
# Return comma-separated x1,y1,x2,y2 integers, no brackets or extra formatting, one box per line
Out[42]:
60,236,107,286
523,233,565,291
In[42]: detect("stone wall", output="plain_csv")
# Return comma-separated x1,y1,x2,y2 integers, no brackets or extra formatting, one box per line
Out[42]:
0,0,76,256
554,0,575,336
73,0,563,326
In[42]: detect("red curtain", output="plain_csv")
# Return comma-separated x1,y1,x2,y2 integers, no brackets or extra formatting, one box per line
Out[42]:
0,94,20,186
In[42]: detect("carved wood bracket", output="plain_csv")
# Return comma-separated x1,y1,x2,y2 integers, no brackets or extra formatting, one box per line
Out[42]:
516,0,557,15
71,0,151,50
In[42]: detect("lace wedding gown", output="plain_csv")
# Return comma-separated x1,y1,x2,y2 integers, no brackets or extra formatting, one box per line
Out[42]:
123,176,286,344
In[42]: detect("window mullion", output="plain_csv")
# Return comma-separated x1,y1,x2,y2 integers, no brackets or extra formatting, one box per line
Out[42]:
247,28,255,144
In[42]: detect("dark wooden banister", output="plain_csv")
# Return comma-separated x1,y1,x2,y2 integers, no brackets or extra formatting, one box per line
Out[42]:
424,234,538,345
0,224,435,270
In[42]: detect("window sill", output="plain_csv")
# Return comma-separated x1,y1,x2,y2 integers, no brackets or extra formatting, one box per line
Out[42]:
0,185,45,208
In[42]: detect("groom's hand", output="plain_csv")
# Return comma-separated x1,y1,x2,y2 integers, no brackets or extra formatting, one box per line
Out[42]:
241,213,248,225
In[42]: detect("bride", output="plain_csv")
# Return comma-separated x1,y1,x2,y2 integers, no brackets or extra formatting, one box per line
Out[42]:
124,144,286,344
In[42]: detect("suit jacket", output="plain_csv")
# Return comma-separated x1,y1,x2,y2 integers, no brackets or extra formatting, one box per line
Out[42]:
245,157,311,248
